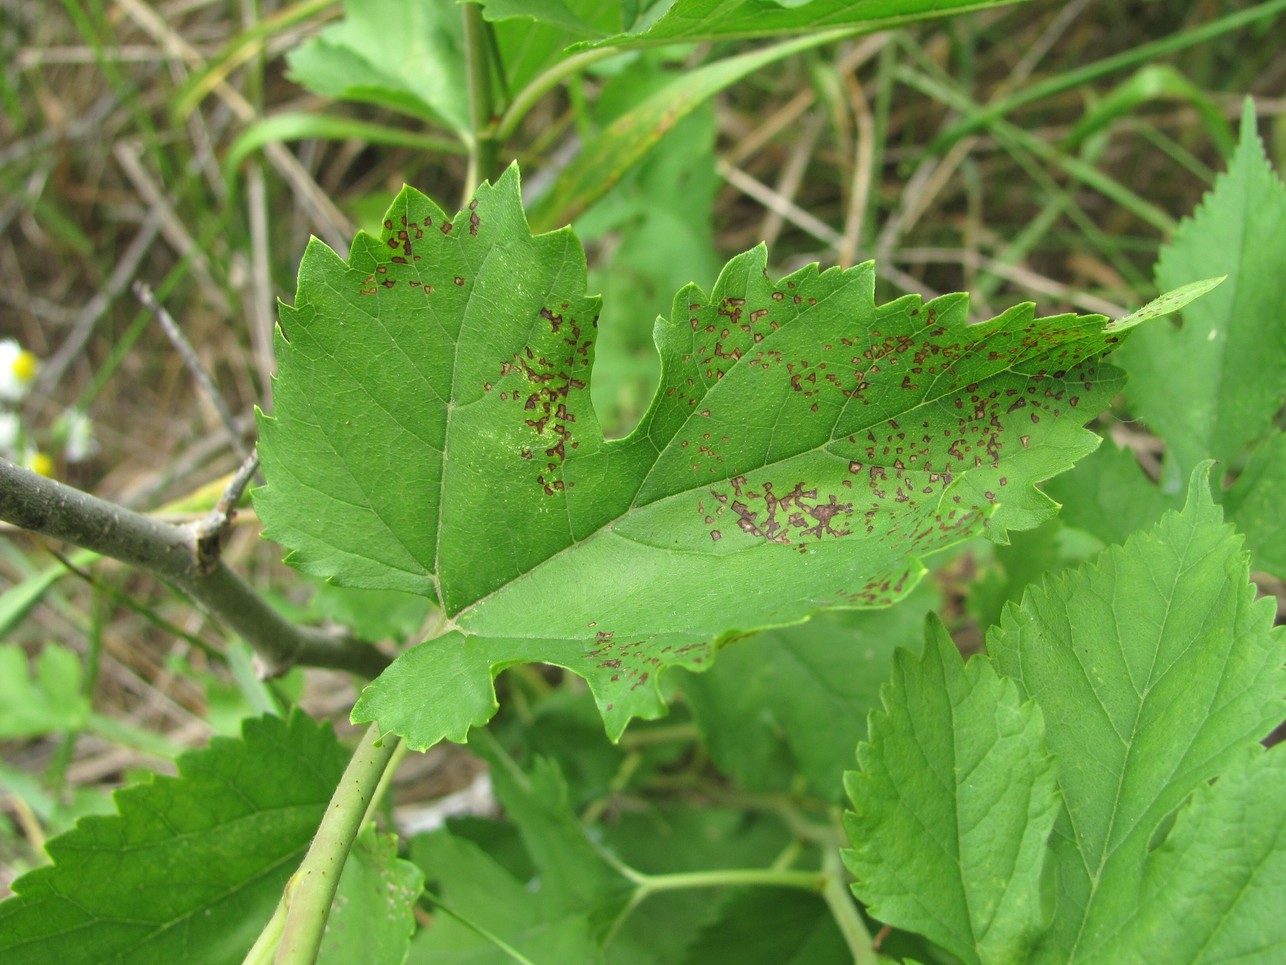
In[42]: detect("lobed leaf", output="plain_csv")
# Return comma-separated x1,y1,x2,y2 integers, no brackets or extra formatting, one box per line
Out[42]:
0,712,349,965
256,164,1136,745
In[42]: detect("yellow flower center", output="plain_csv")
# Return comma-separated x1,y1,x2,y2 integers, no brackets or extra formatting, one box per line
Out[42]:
12,349,38,384
29,451,55,477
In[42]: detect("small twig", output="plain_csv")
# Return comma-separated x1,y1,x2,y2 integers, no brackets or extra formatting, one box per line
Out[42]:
39,212,163,392
194,449,261,570
0,459,390,679
716,158,844,248
133,280,249,460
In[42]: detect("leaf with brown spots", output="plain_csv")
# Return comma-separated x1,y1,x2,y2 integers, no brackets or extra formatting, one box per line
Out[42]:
256,165,1159,747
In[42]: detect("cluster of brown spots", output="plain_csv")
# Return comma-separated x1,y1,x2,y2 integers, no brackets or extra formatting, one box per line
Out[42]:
701,475,854,546
586,634,708,692
493,304,594,496
690,295,784,389
834,569,916,608
680,424,734,475
358,205,484,298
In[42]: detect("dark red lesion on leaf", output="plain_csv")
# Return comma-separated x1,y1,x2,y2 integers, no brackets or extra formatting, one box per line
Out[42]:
702,475,855,546
496,306,594,496
585,634,707,692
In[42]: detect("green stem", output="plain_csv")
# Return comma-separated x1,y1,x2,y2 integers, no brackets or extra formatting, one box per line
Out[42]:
422,890,537,965
598,842,875,960
633,867,825,892
274,724,401,964
821,846,878,965
495,46,620,143
462,2,497,192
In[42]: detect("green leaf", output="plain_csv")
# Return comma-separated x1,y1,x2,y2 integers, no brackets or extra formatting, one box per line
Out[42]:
843,617,1059,965
988,466,1286,962
597,805,798,962
471,739,626,913
1106,275,1225,332
528,32,851,230
1223,430,1286,576
477,0,625,37
319,827,424,965
1099,746,1286,963
285,0,469,134
681,888,850,964
408,743,627,962
482,0,627,95
0,712,349,965
257,165,1130,746
1041,439,1180,549
585,0,1030,47
409,831,600,963
0,644,90,738
680,578,938,799
1116,100,1286,487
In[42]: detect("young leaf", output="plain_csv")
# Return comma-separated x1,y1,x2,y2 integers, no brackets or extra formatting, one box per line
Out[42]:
1116,100,1286,487
843,616,1059,965
0,712,349,965
257,165,1131,746
0,644,90,738
285,0,470,134
989,466,1286,962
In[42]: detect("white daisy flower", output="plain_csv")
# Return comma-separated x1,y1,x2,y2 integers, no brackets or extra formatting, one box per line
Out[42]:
0,339,39,403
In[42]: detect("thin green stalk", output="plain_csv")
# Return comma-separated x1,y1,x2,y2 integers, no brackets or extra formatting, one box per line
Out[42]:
421,890,537,965
928,0,1286,154
495,47,621,143
462,2,498,192
599,849,874,960
274,724,401,964
822,844,878,964
628,866,826,892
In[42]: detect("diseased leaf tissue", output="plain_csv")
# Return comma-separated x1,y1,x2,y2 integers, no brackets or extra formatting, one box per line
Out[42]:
257,165,1128,744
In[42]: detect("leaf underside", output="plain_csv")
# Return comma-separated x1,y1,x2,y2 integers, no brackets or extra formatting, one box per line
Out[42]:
256,164,1129,746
